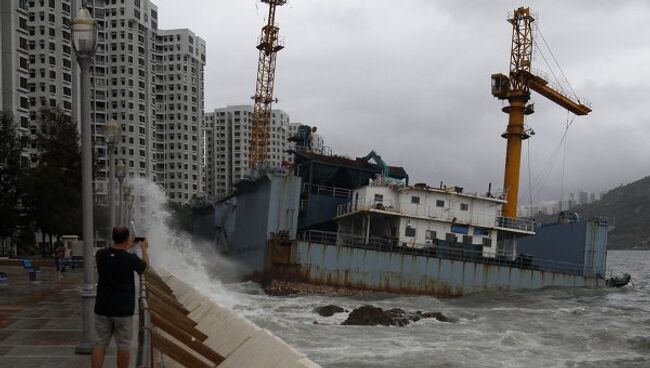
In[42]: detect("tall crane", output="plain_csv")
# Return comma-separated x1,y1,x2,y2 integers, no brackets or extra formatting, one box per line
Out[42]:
491,7,592,218
249,0,287,171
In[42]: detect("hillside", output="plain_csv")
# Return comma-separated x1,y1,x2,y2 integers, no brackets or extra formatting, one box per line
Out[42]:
534,176,650,250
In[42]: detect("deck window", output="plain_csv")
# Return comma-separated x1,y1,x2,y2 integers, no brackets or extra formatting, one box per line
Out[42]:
404,226,416,237
474,227,490,236
460,203,469,211
425,230,436,241
411,196,420,204
436,200,445,207
451,224,469,234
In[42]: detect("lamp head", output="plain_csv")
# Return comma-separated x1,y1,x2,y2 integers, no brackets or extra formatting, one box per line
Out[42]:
72,8,98,59
105,120,121,144
115,159,126,180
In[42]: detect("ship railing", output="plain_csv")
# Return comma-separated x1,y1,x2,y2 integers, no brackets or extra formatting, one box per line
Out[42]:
302,183,353,199
336,199,400,217
302,230,399,249
300,230,585,276
496,216,535,232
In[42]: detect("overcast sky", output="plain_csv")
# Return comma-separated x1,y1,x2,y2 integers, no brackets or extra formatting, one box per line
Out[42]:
153,0,650,203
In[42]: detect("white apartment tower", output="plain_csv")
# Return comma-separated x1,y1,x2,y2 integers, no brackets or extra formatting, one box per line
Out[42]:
0,0,206,204
0,0,76,165
204,105,292,198
157,29,205,202
0,0,32,136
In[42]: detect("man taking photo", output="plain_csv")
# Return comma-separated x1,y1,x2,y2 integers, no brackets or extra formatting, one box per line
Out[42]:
91,225,149,368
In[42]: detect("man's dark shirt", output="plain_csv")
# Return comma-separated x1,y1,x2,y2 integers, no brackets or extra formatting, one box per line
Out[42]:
95,247,147,317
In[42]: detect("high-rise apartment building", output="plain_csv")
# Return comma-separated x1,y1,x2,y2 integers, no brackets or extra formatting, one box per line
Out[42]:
1,0,75,165
157,28,205,202
1,0,206,204
204,105,292,198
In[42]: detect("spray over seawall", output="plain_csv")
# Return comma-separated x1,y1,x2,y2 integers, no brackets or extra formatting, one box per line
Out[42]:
128,178,243,307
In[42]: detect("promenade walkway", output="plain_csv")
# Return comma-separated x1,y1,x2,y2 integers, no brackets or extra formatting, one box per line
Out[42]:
0,263,134,367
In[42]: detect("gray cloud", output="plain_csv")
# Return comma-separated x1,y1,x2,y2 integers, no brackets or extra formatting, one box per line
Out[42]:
153,0,650,201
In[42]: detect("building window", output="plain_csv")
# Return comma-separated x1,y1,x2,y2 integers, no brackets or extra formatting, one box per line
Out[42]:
460,203,469,211
462,235,473,244
411,196,420,204
451,225,469,234
436,200,445,207
404,226,416,237
474,227,490,236
425,230,436,241
445,233,457,243
374,193,383,203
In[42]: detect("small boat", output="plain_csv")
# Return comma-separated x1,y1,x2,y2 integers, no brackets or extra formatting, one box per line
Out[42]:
606,273,631,288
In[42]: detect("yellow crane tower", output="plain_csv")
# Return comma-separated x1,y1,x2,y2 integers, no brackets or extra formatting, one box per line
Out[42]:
491,7,592,218
249,0,287,171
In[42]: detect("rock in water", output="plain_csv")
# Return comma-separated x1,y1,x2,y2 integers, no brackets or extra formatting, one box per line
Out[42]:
342,305,396,326
342,305,456,326
314,305,346,317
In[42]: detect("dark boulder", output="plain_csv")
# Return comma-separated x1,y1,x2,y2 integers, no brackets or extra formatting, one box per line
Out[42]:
342,305,397,326
342,305,456,326
314,305,346,317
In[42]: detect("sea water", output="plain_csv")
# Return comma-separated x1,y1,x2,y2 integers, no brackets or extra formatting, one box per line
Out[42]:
134,179,650,368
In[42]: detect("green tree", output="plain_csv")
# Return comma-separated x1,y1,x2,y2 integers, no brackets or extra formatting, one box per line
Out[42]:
22,109,82,254
0,111,29,250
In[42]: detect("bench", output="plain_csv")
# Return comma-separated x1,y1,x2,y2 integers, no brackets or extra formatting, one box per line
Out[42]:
22,259,42,281
0,271,7,284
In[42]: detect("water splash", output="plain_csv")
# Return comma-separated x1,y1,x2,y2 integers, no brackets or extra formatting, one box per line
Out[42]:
129,178,242,307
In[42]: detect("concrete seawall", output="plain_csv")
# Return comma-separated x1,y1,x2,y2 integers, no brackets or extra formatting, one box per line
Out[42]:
156,267,320,368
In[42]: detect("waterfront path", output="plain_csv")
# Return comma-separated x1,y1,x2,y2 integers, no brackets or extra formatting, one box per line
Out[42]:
0,262,135,367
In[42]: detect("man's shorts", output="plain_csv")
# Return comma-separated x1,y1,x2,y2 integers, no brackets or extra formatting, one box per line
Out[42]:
95,314,133,351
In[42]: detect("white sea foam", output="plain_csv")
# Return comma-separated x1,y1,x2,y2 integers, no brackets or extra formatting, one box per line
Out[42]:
129,178,242,307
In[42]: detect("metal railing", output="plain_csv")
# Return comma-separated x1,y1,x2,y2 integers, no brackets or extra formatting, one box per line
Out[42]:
300,230,585,276
302,183,353,199
336,199,400,217
496,216,535,233
135,274,152,368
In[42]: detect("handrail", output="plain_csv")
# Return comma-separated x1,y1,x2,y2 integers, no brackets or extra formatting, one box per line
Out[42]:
496,216,535,232
302,183,353,199
136,273,152,368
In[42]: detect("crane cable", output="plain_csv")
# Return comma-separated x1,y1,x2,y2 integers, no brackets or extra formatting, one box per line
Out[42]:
533,22,580,102
523,22,580,211
527,137,533,216
524,113,576,203
560,111,574,209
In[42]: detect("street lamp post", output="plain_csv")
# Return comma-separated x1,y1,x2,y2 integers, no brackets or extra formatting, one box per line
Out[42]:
122,184,132,225
115,159,126,225
72,6,98,355
105,120,121,242
126,187,135,226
